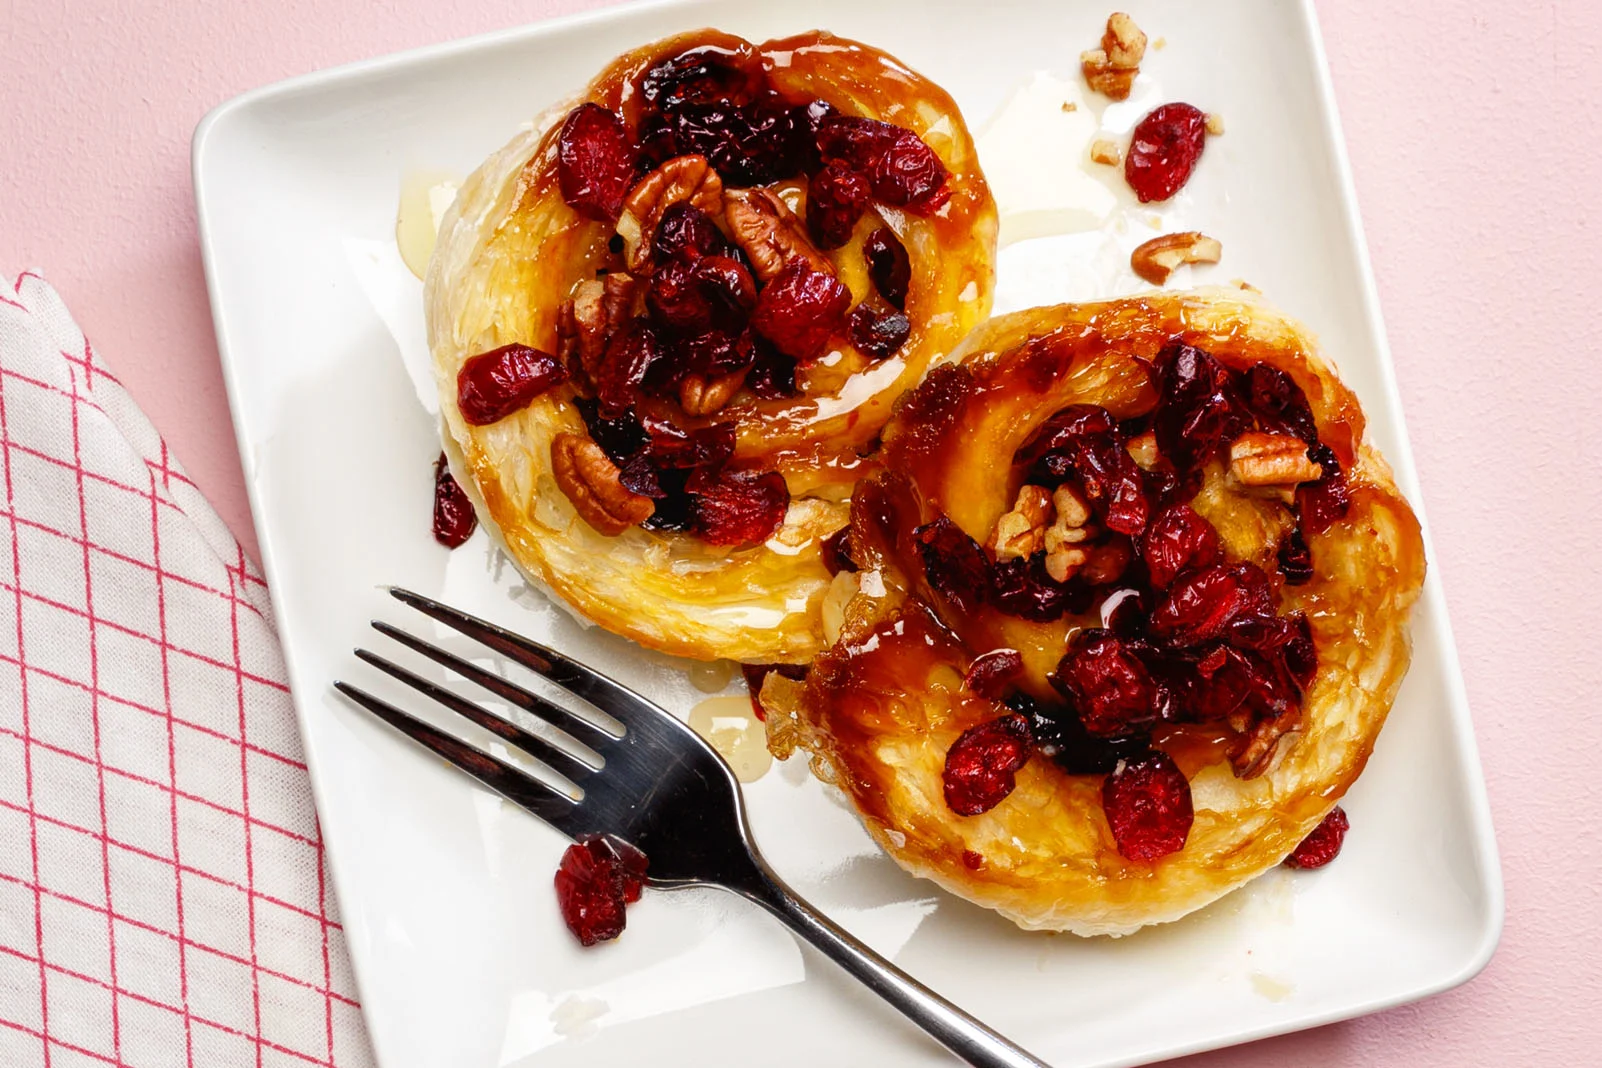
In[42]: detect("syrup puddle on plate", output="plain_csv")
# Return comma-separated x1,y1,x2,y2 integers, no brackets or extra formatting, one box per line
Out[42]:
688,696,771,783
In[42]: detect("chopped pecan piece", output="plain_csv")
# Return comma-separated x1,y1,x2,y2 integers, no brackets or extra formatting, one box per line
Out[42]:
550,431,654,535
1044,483,1092,582
616,156,724,274
1126,431,1159,470
724,188,835,283
1082,12,1147,100
1229,432,1323,487
1090,138,1123,166
988,485,1053,562
1130,231,1223,285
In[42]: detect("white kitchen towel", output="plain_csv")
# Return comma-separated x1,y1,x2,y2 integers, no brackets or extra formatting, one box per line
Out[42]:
0,271,375,1068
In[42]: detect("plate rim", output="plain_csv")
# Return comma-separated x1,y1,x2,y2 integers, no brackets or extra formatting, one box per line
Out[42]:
189,1,1505,1064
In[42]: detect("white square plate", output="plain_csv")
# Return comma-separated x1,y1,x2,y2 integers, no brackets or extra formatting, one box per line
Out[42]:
192,1,1502,1065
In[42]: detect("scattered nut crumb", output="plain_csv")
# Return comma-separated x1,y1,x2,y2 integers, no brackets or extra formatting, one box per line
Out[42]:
1130,231,1223,285
1205,112,1226,136
1231,278,1261,293
1090,138,1123,165
1081,12,1147,100
1061,101,1078,112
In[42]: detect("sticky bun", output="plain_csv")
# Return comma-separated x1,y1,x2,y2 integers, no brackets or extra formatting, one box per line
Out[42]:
761,288,1426,934
425,29,997,663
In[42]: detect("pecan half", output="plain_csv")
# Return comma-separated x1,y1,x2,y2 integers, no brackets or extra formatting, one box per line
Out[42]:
550,431,654,536
724,188,835,283
678,368,747,416
1082,12,1147,100
616,155,724,274
1231,706,1300,779
1130,231,1223,285
560,273,641,379
988,485,1053,562
1229,432,1323,487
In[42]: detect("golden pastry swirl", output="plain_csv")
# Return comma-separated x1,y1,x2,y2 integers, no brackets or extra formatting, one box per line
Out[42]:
762,289,1426,935
425,30,997,663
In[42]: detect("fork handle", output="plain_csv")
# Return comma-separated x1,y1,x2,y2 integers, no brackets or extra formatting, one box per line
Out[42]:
730,857,1054,1068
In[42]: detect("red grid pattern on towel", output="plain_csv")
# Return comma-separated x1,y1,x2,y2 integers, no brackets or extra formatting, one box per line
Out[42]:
0,274,374,1067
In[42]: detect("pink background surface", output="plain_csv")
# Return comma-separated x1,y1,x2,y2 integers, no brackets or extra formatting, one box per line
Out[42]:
2,0,1598,1065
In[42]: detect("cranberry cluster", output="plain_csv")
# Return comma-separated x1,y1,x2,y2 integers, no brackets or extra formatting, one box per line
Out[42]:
448,42,948,550
935,345,1354,863
554,833,649,946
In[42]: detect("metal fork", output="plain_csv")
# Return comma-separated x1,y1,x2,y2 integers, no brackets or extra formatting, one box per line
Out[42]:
334,587,1050,1068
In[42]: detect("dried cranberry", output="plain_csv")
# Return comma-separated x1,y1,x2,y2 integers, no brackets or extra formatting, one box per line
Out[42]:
575,399,648,464
634,111,679,174
553,833,650,946
431,453,477,548
746,338,798,399
790,99,837,175
1101,751,1193,861
1242,364,1318,445
961,849,985,871
751,261,851,359
1018,693,1151,775
1282,614,1318,688
671,98,798,187
942,713,1033,816
647,255,756,335
847,305,911,360
820,525,857,575
1277,527,1314,585
741,663,807,721
1149,562,1276,648
457,344,569,425
806,162,872,249
1142,504,1222,589
593,324,666,418
557,103,638,222
1019,405,1148,535
1296,443,1351,533
652,201,726,265
1151,344,1247,476
965,649,1023,699
641,45,765,109
1284,806,1349,869
816,116,950,213
1125,102,1208,204
1053,631,1165,738
991,554,1083,621
640,414,737,472
689,468,789,546
863,228,911,310
913,516,992,618
1100,587,1148,636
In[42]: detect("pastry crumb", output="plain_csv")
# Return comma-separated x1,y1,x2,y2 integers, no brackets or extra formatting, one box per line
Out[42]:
1062,100,1078,112
1153,36,1167,50
1206,112,1226,136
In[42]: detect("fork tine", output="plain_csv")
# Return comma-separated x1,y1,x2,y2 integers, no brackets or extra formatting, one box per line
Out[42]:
389,587,678,733
333,682,596,838
353,649,597,782
370,620,618,751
